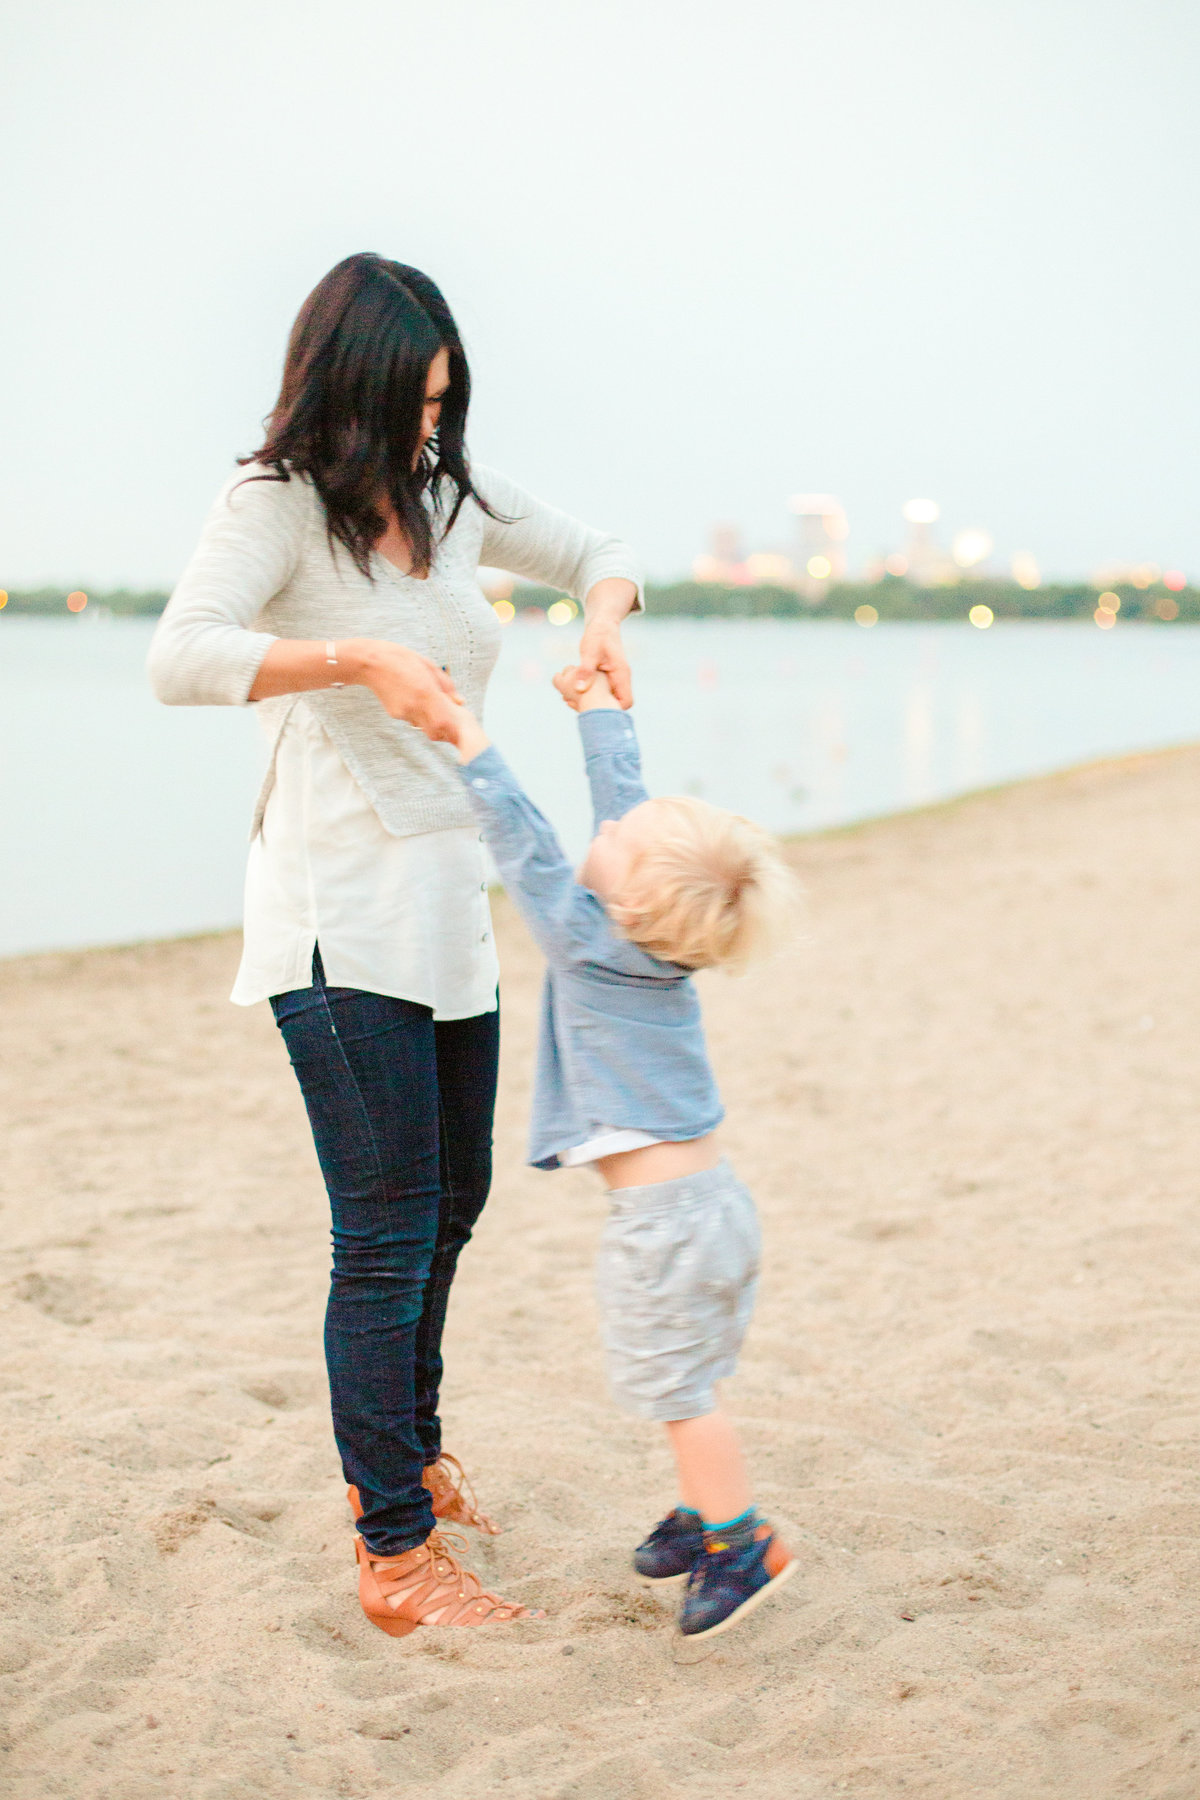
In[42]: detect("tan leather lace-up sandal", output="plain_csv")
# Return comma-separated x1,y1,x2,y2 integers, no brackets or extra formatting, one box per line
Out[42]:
347,1452,501,1537
355,1529,542,1637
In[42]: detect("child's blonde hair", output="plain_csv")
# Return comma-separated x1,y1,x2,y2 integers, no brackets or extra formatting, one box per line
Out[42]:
609,796,797,971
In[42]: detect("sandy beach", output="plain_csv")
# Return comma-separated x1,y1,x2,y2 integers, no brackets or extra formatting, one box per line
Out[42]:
3,744,1200,1800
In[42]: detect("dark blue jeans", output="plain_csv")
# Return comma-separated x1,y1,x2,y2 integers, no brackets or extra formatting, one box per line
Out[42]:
271,950,499,1555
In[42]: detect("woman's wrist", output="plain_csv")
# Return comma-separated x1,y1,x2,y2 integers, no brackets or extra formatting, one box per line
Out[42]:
339,638,385,685
249,637,381,702
583,577,638,623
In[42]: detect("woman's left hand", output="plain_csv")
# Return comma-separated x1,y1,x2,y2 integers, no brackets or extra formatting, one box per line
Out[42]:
575,578,638,708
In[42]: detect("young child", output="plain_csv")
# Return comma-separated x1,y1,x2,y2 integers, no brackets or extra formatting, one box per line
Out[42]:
433,668,797,1640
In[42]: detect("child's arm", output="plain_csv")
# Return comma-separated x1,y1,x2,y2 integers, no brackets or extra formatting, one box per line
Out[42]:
553,665,650,833
440,702,588,966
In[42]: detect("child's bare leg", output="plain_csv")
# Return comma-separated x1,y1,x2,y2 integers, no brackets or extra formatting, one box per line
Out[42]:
665,1406,752,1522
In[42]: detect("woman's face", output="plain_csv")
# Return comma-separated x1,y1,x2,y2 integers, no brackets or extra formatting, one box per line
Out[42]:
415,347,452,466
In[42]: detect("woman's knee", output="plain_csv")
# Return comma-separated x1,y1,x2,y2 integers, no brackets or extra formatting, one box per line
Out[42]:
329,1260,433,1330
330,1210,438,1317
436,1153,492,1255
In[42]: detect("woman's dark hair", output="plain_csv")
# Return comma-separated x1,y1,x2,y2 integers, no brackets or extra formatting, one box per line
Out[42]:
241,253,500,578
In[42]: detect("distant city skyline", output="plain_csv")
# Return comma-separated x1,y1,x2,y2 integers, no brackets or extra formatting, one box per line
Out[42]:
2,1,1197,588
691,494,1188,594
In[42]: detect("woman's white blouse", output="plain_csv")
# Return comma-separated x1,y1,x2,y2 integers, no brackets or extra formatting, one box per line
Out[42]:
150,462,642,1015
230,700,499,1017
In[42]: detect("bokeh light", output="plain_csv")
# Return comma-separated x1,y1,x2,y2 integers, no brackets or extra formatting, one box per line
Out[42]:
1012,553,1041,591
745,552,794,585
806,554,832,580
1094,608,1116,629
854,604,878,627
968,604,994,629
883,554,908,577
0,590,7,610
953,529,993,569
1154,595,1180,621
547,599,576,626
66,590,88,612
1096,591,1121,614
902,498,940,525
1164,570,1186,592
491,599,515,624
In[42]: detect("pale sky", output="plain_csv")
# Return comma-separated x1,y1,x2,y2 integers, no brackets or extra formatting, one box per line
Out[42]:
2,0,1197,587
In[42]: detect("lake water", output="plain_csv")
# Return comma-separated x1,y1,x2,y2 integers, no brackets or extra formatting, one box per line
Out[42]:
4,614,1200,958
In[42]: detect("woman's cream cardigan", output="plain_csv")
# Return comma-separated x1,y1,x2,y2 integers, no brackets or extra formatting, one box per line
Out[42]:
148,464,643,839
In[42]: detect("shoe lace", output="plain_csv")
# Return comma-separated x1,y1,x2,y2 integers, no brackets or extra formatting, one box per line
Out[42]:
430,1453,487,1522
648,1509,694,1547
425,1527,470,1572
692,1534,763,1588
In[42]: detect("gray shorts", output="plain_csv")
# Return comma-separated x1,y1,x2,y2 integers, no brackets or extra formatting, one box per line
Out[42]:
594,1158,761,1422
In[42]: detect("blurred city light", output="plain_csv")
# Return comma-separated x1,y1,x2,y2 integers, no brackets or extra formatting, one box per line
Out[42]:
746,553,794,586
1097,592,1121,614
1154,595,1180,621
884,554,908,577
968,604,994,629
1012,553,1041,590
66,590,87,612
902,498,940,525
1095,609,1116,629
789,496,847,598
953,529,993,569
854,604,878,627
1164,570,1186,592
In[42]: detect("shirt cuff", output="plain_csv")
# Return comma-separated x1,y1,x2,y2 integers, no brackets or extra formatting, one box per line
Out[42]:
577,708,638,750
458,743,517,792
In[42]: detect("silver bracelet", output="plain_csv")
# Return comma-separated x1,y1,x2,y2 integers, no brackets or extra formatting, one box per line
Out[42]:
325,641,344,689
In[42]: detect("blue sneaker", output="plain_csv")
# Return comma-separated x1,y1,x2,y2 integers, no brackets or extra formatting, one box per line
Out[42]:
679,1513,797,1639
633,1508,705,1584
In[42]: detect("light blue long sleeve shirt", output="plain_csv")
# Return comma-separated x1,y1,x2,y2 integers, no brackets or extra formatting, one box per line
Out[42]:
459,708,725,1169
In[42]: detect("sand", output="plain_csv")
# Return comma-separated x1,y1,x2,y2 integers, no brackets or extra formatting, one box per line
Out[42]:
3,745,1200,1800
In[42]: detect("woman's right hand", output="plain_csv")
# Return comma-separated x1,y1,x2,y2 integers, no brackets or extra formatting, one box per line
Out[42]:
248,636,463,740
350,639,463,740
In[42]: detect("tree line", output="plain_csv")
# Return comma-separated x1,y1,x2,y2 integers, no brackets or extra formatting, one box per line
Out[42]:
4,579,1196,622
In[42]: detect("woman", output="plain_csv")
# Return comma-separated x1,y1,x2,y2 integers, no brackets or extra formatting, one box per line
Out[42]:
149,253,641,1636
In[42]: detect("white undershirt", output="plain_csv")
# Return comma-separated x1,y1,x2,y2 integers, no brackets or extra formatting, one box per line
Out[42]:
559,1127,664,1167
231,700,499,1018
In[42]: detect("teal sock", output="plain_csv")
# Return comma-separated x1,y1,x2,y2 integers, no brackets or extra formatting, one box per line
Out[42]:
702,1505,757,1533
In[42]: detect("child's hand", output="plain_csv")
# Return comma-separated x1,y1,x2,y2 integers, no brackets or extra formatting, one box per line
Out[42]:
415,696,490,762
554,666,620,712
552,666,586,711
